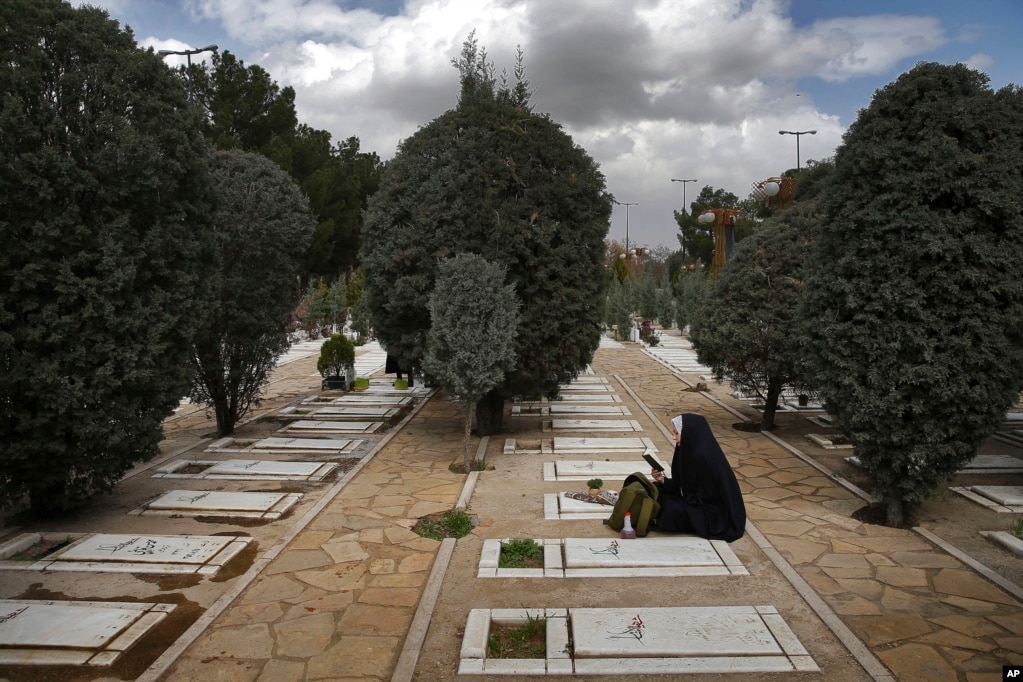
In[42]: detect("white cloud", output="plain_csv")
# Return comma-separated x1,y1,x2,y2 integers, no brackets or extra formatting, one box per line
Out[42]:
806,15,945,82
963,52,993,73
142,0,952,248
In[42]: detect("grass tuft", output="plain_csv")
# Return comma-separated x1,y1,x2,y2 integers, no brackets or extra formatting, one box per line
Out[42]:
412,508,474,540
499,538,543,568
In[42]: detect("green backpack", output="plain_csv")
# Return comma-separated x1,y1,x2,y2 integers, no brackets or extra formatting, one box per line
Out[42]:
603,472,661,537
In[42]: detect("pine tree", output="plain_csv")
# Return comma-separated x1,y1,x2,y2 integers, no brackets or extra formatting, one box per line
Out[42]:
0,0,216,513
424,254,520,470
691,206,817,429
189,150,315,435
360,36,612,434
802,63,1023,525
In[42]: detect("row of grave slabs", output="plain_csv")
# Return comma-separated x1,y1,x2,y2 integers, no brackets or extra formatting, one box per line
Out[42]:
0,384,424,669
459,374,820,676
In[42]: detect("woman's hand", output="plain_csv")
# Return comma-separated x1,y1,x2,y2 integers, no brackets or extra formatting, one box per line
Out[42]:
651,469,665,483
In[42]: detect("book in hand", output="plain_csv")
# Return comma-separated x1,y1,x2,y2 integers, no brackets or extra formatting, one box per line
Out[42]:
642,450,666,472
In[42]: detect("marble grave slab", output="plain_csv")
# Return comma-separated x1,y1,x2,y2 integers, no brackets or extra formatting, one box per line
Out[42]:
478,537,747,578
131,490,302,519
279,405,399,420
544,492,614,520
543,460,648,481
949,485,1023,513
0,600,176,666
205,436,360,455
458,606,815,675
850,454,1023,474
281,420,383,434
155,459,335,481
0,533,252,575
548,419,643,432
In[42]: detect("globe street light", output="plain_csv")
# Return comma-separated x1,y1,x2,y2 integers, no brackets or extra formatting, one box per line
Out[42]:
613,200,638,253
157,44,219,109
698,208,740,280
778,129,816,171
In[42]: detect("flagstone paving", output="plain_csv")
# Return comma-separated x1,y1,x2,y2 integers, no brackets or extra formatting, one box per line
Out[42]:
146,334,1023,681
6,334,1018,680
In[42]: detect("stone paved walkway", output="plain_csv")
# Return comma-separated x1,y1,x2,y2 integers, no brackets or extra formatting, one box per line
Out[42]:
149,334,1022,681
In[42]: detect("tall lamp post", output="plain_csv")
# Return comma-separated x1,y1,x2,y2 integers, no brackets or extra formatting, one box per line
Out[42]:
670,178,697,214
671,178,697,261
613,200,638,253
157,44,219,109
778,129,816,171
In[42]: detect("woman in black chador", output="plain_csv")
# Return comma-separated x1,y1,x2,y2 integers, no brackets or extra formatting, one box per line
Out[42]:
650,413,746,542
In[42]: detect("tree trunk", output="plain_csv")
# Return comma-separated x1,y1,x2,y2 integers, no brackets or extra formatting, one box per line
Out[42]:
463,403,474,473
474,389,505,436
215,394,234,436
761,379,783,431
884,494,904,528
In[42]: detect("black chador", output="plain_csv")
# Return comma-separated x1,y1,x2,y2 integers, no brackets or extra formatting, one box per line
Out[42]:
654,413,746,542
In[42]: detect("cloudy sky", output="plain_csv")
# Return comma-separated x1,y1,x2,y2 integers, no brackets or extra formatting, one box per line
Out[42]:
89,0,1023,249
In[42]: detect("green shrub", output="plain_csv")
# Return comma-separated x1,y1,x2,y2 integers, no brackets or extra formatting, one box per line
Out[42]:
317,334,355,377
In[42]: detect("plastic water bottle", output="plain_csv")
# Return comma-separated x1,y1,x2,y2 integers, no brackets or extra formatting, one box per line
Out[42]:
621,512,637,539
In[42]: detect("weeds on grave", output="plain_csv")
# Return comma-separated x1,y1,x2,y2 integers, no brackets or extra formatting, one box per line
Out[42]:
499,538,544,569
488,611,546,659
1010,516,1023,540
448,459,488,474
413,508,474,540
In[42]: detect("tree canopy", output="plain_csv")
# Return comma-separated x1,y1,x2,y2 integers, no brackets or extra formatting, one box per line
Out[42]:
802,62,1023,525
691,205,817,429
189,150,315,436
0,0,216,513
360,36,613,434
424,254,520,469
185,52,382,280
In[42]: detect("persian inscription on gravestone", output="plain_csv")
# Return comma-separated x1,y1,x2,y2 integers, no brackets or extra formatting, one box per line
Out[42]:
57,534,233,564
571,606,782,657
563,537,722,568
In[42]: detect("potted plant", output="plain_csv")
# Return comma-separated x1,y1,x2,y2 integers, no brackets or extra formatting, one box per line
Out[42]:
587,478,604,496
317,333,355,390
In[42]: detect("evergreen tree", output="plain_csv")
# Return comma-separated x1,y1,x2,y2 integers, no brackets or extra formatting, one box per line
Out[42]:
424,254,520,470
802,63,1023,525
187,54,381,279
676,268,713,336
0,0,216,513
189,150,315,435
361,36,612,434
637,270,659,321
692,206,816,429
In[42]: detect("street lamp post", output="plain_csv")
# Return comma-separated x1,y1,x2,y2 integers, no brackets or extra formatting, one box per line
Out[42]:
671,178,697,262
670,178,697,215
157,44,219,109
613,200,638,253
778,129,816,171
